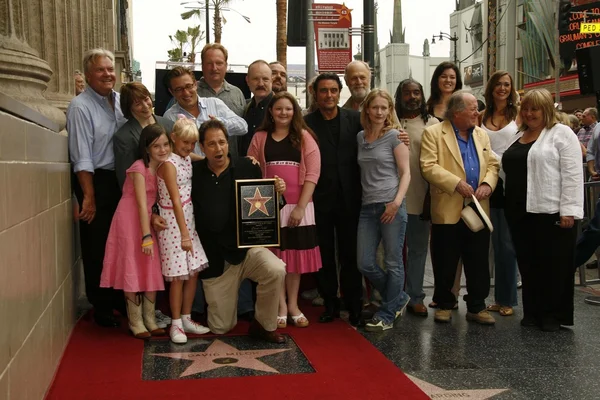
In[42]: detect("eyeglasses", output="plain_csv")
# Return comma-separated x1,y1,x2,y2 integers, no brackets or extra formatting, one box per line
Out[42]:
172,83,196,94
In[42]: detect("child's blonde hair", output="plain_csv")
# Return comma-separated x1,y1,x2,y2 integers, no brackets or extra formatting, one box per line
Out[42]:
172,117,199,141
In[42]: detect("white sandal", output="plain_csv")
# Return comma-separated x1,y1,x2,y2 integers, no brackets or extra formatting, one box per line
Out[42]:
277,315,287,329
289,313,309,328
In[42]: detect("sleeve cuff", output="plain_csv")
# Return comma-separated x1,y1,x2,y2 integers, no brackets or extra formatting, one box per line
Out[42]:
73,161,95,173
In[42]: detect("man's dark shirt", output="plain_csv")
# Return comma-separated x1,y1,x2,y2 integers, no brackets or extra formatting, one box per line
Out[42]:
238,92,274,156
191,156,262,279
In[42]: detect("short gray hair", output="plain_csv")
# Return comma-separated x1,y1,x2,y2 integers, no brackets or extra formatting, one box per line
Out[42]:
444,90,472,120
344,60,371,77
585,107,598,120
74,70,84,78
82,48,115,75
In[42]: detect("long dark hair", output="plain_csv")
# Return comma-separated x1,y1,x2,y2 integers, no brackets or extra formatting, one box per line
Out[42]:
139,123,168,167
394,78,430,123
482,70,519,127
257,91,317,150
426,61,462,116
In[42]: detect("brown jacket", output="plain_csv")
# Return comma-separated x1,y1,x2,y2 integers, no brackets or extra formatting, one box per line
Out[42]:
420,120,499,224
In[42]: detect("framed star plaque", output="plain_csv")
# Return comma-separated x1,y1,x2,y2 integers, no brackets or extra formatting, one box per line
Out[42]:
235,179,280,248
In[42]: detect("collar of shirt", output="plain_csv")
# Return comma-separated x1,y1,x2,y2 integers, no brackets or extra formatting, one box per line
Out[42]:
251,92,273,109
199,154,236,174
451,122,475,142
198,78,232,94
85,85,117,106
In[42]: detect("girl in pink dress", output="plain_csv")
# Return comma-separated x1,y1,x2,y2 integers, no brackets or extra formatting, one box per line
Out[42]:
157,118,209,344
248,91,322,328
101,124,170,339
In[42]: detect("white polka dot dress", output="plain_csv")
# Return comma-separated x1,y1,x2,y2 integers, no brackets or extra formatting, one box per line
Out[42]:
157,153,208,281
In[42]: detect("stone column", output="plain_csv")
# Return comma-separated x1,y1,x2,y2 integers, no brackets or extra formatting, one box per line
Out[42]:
0,0,66,130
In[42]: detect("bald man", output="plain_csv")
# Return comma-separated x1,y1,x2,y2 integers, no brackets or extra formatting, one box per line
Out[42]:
342,60,371,111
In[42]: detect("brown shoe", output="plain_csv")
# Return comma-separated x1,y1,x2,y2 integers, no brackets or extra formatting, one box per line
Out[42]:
466,310,496,325
248,320,287,344
434,309,452,323
408,303,428,317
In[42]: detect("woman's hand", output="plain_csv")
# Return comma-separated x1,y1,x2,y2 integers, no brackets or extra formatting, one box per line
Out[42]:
151,214,168,232
559,216,574,228
381,201,400,224
288,206,305,227
181,237,193,253
142,237,154,257
246,155,260,166
274,175,286,194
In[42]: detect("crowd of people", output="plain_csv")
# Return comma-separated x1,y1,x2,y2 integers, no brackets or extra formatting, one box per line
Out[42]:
67,44,586,346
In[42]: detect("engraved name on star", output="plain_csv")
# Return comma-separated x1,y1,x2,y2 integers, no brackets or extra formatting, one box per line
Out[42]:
244,187,272,217
407,374,508,399
151,339,290,377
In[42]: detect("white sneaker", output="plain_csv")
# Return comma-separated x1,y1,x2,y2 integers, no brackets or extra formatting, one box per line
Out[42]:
155,310,171,329
182,316,210,335
169,325,187,344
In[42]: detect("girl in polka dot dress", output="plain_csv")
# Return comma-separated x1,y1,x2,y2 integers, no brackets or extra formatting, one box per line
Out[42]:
157,118,209,344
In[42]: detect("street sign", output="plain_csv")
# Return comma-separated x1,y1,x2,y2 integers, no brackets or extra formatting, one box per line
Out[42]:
580,23,600,33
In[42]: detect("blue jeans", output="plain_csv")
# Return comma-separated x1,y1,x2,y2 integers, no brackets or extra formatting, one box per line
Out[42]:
193,278,254,315
490,208,518,307
357,202,409,324
575,197,600,269
405,214,430,306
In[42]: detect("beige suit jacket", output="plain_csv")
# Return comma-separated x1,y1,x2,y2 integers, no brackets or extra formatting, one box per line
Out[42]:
420,120,499,225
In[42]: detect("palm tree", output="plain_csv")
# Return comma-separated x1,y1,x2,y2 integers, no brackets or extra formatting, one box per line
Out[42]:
181,1,242,44
187,25,204,63
276,0,287,67
169,29,189,58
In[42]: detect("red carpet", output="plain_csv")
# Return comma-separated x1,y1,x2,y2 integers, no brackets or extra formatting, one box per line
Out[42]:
46,307,428,400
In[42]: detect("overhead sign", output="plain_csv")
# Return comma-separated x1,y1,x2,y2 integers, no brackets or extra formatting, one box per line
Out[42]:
464,63,484,87
580,22,600,32
313,3,353,73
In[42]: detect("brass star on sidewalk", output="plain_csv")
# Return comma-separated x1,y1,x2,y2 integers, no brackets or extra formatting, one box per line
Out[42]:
407,374,508,399
151,339,290,377
244,187,272,217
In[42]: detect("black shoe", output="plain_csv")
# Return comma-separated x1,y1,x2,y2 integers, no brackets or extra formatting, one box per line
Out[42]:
238,310,255,322
541,318,560,332
520,317,538,327
318,308,340,323
94,311,120,327
349,312,365,327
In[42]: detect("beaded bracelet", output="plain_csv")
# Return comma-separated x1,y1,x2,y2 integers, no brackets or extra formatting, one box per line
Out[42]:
181,239,192,242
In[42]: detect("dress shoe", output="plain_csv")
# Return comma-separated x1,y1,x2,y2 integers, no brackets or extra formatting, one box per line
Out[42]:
361,303,379,320
520,316,538,327
348,312,365,327
541,318,560,332
94,311,120,327
408,303,428,317
248,320,287,344
318,310,338,323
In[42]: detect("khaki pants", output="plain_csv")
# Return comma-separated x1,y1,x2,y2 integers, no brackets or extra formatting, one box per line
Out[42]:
202,248,286,334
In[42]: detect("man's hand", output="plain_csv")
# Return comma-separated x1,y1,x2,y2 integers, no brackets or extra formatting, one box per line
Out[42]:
274,175,286,194
455,180,475,198
474,183,492,201
151,214,168,232
79,195,96,223
559,216,574,228
397,130,410,147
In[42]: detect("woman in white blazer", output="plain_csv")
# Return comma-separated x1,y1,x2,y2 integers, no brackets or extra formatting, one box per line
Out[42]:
502,88,583,332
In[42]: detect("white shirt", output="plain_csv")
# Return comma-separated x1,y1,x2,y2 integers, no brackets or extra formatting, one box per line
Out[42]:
505,123,583,218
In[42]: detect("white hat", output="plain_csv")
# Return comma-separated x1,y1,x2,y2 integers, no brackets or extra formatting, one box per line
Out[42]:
461,194,494,232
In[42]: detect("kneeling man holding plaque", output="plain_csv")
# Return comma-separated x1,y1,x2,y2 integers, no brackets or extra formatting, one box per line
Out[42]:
191,119,288,344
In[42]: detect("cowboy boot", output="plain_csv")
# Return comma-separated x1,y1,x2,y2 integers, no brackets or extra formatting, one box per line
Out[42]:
126,295,151,339
142,295,166,336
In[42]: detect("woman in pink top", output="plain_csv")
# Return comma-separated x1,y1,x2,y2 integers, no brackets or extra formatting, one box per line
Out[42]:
248,91,322,328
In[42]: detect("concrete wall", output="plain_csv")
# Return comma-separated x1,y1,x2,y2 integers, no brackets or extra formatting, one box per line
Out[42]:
0,111,82,399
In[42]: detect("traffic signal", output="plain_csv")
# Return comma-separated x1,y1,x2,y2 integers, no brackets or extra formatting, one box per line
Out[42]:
287,0,307,47
559,0,572,31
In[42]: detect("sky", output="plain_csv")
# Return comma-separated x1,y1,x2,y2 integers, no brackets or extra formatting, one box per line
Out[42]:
132,0,456,92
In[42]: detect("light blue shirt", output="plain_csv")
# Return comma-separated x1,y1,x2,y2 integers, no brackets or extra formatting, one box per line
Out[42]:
67,87,127,173
452,124,480,190
163,95,248,155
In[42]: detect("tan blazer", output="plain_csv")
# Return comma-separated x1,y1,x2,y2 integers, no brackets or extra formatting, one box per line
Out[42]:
420,120,499,224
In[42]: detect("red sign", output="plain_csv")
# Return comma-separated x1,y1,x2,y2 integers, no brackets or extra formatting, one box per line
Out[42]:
313,3,353,73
